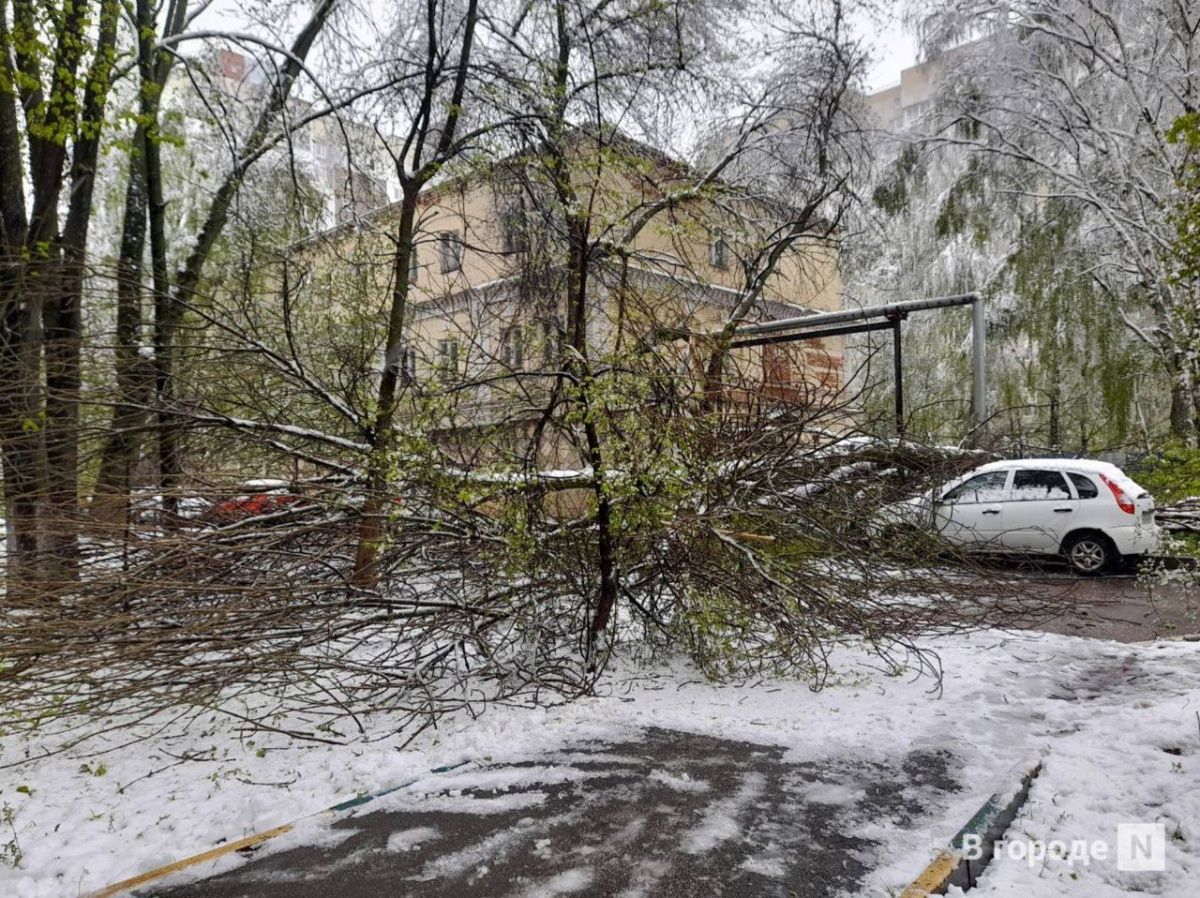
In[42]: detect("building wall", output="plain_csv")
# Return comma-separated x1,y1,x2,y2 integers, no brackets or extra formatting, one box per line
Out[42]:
290,144,845,439
865,41,980,132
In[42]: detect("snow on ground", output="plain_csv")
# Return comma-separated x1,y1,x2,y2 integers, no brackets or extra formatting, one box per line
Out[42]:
1,629,1198,897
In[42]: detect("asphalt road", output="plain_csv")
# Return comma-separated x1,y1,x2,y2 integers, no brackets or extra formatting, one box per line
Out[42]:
147,728,961,898
998,562,1200,643
140,568,1195,898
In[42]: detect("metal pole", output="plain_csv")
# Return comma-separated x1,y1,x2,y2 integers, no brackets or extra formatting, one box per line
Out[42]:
972,294,987,440
892,317,905,436
733,292,980,339
729,318,894,350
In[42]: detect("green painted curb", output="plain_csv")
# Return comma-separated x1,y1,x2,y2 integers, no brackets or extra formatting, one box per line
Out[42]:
902,756,1044,897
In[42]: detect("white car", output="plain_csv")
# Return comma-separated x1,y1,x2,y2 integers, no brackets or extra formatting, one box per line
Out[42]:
883,459,1160,574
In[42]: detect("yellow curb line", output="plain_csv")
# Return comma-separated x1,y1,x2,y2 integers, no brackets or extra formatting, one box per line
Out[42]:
898,756,1043,897
900,848,962,898
86,823,294,898
83,758,472,897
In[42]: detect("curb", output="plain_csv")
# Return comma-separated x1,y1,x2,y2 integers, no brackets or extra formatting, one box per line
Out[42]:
1135,633,1200,645
85,759,471,898
900,756,1043,897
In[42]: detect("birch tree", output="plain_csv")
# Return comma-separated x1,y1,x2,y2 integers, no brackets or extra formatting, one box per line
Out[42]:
911,0,1200,441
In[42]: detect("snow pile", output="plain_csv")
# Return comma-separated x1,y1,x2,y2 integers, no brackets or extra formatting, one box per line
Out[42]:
385,826,439,852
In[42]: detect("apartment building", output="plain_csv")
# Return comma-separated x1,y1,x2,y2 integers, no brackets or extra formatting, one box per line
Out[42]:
187,50,399,227
865,42,979,132
293,135,845,449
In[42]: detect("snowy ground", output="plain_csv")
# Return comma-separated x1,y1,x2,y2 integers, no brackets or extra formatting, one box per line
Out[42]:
1,629,1198,897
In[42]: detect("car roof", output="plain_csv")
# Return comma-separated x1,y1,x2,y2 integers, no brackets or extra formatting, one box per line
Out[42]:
970,458,1125,476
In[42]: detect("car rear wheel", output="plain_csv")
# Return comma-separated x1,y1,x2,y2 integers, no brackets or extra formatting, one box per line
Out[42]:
1063,532,1115,575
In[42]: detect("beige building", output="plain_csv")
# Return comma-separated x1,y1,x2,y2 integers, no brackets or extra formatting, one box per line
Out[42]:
294,138,844,454
866,42,980,132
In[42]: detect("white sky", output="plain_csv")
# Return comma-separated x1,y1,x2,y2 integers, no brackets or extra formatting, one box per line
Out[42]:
860,9,920,92
199,1,921,97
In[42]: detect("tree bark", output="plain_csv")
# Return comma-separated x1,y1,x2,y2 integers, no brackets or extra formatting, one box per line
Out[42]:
43,0,120,570
0,297,45,602
1167,350,1195,444
0,0,92,595
0,3,37,597
92,124,152,527
352,190,418,585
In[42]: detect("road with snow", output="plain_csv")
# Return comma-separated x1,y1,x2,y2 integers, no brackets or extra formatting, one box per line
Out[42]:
7,574,1198,898
136,571,1197,898
149,727,961,898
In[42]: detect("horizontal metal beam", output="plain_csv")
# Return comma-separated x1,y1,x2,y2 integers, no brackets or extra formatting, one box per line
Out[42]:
733,292,980,339
729,318,895,349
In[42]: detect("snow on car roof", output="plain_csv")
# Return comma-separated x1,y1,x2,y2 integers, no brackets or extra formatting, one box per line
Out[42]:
971,458,1125,475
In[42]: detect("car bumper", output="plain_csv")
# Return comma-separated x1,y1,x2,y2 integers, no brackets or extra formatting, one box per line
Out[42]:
1107,522,1161,557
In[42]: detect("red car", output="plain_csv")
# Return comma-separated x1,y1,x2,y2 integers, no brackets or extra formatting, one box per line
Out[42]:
206,489,309,524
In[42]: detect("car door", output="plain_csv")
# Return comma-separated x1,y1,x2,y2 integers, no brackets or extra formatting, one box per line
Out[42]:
933,470,1011,548
998,468,1078,553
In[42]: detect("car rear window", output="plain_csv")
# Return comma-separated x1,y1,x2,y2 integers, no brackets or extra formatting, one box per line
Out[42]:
1011,469,1071,499
1066,472,1099,499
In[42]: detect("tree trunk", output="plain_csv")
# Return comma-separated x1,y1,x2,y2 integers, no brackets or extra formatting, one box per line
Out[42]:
0,0,90,594
0,3,36,597
0,296,46,602
1047,382,1061,449
41,0,120,571
562,215,617,664
42,256,82,574
1168,351,1195,444
1190,352,1200,444
92,125,151,528
146,69,174,527
155,197,186,529
353,191,418,586
349,0,478,585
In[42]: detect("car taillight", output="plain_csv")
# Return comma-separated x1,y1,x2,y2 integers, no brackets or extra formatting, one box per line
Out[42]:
1099,474,1135,514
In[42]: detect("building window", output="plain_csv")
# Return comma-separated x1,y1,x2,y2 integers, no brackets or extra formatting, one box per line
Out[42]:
500,202,528,254
436,338,460,382
399,345,418,386
708,232,729,270
408,244,419,284
540,315,563,366
438,231,462,273
500,324,524,370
